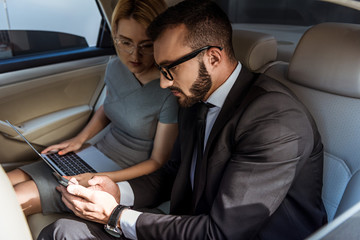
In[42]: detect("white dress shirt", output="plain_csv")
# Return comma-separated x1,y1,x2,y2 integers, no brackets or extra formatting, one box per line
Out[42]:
118,62,242,239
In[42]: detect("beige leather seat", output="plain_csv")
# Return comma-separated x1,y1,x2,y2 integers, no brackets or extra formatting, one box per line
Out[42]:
265,22,360,222
0,166,32,240
232,29,278,72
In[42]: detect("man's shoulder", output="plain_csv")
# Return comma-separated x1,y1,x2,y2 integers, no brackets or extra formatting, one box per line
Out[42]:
244,74,317,130
254,74,293,95
228,67,292,103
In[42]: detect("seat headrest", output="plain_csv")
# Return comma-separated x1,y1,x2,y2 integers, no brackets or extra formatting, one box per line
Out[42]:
232,29,277,72
288,23,360,98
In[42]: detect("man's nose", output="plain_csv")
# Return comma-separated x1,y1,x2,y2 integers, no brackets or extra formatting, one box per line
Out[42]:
160,76,173,89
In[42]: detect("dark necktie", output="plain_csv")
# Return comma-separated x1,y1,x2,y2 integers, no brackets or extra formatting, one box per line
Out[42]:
194,102,214,187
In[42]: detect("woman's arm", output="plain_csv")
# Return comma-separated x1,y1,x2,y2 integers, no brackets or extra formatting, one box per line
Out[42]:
42,105,110,155
73,122,178,186
104,122,178,182
74,105,110,144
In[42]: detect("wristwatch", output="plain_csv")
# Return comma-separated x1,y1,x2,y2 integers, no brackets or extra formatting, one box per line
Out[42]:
104,204,130,238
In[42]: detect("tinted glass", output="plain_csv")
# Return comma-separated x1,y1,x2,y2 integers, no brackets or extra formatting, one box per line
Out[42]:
0,0,102,60
215,0,360,25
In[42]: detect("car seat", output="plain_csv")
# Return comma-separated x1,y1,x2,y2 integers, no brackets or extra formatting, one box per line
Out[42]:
0,166,32,240
232,29,277,72
265,22,360,221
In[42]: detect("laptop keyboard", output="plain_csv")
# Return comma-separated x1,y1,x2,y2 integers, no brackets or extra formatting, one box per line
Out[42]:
47,152,97,176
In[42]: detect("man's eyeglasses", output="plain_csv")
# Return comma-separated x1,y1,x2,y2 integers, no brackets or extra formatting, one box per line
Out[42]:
155,45,223,81
114,37,154,55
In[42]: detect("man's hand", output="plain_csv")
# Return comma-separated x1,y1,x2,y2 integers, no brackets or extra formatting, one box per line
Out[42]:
66,173,96,187
56,179,118,224
87,175,121,203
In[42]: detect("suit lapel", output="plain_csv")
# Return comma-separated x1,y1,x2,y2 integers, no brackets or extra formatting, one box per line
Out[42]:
192,67,258,211
206,68,257,151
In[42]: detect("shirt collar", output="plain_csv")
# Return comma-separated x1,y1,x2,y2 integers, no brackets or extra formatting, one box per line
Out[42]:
206,62,242,108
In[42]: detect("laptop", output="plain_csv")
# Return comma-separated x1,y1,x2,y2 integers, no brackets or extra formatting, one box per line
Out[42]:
6,120,122,180
306,201,360,240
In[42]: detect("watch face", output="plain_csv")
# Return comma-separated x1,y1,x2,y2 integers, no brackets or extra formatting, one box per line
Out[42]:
104,224,122,238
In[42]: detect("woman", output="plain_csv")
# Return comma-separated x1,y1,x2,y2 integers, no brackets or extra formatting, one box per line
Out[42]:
7,0,178,216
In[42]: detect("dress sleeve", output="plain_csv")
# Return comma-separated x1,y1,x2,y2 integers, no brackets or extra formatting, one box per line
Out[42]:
158,93,179,124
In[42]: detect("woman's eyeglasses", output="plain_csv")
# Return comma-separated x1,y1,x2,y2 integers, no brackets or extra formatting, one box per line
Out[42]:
114,38,154,56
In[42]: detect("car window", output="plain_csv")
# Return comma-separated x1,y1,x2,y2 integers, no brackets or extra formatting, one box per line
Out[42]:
214,0,360,62
0,0,102,60
216,0,360,25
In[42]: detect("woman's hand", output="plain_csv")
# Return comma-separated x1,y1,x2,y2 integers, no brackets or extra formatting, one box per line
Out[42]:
41,137,85,155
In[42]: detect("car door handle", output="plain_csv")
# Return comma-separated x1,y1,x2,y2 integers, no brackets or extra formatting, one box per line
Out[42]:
0,120,24,137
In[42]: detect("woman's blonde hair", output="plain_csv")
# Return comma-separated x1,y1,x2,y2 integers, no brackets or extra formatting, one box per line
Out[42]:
111,0,167,37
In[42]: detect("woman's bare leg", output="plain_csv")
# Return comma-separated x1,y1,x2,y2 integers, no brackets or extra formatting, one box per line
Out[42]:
13,180,42,216
7,168,32,185
7,169,42,216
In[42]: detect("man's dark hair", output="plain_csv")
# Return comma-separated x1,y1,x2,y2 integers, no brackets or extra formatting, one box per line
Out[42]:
147,0,236,61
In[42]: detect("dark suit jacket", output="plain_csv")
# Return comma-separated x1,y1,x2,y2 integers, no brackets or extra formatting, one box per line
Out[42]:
128,67,327,240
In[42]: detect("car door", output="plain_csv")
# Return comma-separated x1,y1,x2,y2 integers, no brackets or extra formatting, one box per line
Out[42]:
0,0,116,171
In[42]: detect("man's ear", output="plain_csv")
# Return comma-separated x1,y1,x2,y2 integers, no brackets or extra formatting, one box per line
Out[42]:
206,47,222,69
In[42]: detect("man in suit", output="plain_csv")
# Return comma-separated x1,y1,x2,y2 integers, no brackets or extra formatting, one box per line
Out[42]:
38,1,327,239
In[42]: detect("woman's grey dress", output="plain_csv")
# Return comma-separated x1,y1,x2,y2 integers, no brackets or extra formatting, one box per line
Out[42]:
20,58,178,213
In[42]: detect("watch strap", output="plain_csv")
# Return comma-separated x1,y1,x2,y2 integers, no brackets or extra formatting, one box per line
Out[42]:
105,204,130,238
109,205,123,227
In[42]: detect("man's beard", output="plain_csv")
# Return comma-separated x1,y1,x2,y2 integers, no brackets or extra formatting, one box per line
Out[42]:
170,61,212,108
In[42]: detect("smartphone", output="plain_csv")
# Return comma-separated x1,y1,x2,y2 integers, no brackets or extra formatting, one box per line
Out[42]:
52,172,70,187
